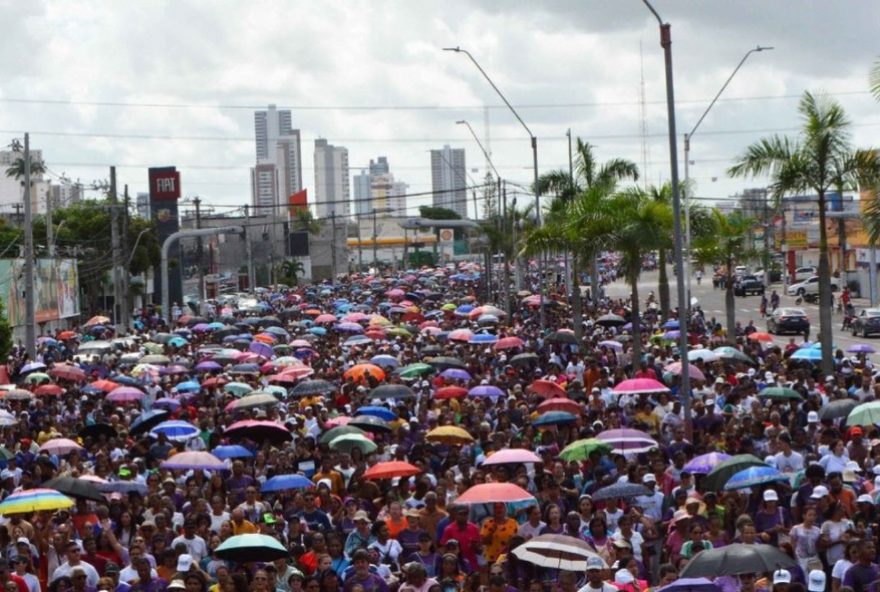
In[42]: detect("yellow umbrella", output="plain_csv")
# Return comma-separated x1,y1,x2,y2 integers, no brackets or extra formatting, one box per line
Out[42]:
426,426,475,445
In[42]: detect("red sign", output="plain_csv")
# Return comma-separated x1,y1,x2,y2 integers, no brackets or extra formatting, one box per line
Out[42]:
149,168,181,201
288,189,308,216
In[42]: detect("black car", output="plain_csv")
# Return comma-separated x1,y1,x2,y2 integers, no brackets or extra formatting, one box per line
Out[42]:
852,308,880,337
734,275,765,296
767,307,810,335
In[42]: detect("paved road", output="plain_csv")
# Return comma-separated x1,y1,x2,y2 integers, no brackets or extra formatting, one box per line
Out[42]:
602,268,876,353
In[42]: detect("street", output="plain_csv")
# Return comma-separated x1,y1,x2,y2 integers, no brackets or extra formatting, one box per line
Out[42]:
603,268,874,353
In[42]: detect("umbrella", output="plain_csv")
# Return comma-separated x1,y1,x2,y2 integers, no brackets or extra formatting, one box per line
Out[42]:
790,348,823,362
224,420,292,444
364,461,421,480
758,387,803,401
597,340,624,352
173,381,201,393
43,476,104,503
596,428,658,455
665,362,706,382
212,445,254,460
261,474,315,492
592,482,651,502
151,420,199,441
688,349,721,363
469,333,497,344
510,353,539,366
440,368,471,382
683,452,732,475
290,380,336,397
39,438,84,455
527,380,566,398
559,438,613,462
596,314,626,327
34,384,64,397
468,385,506,398
98,481,149,495
482,449,542,466
139,354,171,365
434,386,468,400
448,329,475,342
370,355,400,369
161,451,226,471
91,379,120,393
0,489,73,515
329,433,377,455
319,425,366,445
678,543,797,578
227,393,280,412
456,483,535,505
107,387,145,403
343,364,385,383
533,411,577,428
537,398,581,415
397,363,435,379
195,360,223,372
747,331,774,343
613,378,669,394
20,362,47,374
847,344,876,354
129,409,170,436
153,397,181,411
656,579,721,592
713,346,755,364
3,389,32,401
23,372,50,384
426,426,475,445
702,454,768,491
546,331,578,345
495,337,525,351
224,382,254,397
349,415,391,433
847,401,880,426
214,534,289,563
354,406,397,422
724,465,789,490
369,384,416,400
819,399,858,421
48,364,86,382
79,423,117,440
511,534,604,572
427,356,468,370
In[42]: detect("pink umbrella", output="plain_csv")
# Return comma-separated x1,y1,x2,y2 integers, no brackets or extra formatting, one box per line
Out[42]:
448,329,474,343
290,339,312,348
612,378,670,394
481,449,542,466
421,326,442,335
665,362,706,382
495,336,525,351
596,428,659,455
160,451,226,471
107,388,145,403
236,352,264,363
456,483,536,504
325,416,353,427
39,438,84,455
315,314,337,324
279,366,315,379
385,288,405,299
342,313,369,323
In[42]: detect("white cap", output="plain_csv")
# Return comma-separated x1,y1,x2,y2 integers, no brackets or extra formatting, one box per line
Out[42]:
764,371,774,380
872,465,880,476
825,375,835,383
773,570,791,585
715,377,726,385
614,570,635,585
176,554,193,572
846,460,862,472
810,485,829,499
643,473,657,484
763,489,779,502
586,556,607,570
858,494,874,504
807,411,819,423
764,456,777,468
808,570,826,592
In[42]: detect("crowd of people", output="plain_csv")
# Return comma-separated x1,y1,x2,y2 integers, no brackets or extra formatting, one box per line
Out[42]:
0,263,877,592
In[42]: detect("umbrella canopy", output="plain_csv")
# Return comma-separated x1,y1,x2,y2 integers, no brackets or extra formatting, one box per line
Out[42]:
468,385,506,399
665,362,706,382
678,543,796,577
819,399,858,421
329,433,377,455
596,428,659,455
319,425,367,446
364,461,421,480
495,336,525,350
596,314,626,327
790,348,823,362
107,387,145,403
224,382,254,397
713,346,755,364
848,344,876,354
261,474,315,492
349,415,391,433
592,482,651,502
683,452,732,475
434,386,468,400
160,451,226,471
214,534,289,563
511,534,604,572
43,476,104,503
510,352,540,366
559,438,613,462
456,483,535,504
758,387,803,401
613,378,669,394
39,438,84,455
656,579,721,592
545,331,577,344
537,397,581,415
226,393,280,412
702,454,768,491
224,420,292,444
0,488,73,515
151,420,199,441
482,449,542,466
354,406,397,422
533,411,577,428
212,445,254,460
369,384,416,400
397,363,435,379
688,349,721,363
848,401,880,426
527,380,566,398
425,426,475,445
48,364,86,382
427,356,467,370
343,364,385,383
440,368,471,382
724,465,789,490
290,380,336,397
129,409,170,436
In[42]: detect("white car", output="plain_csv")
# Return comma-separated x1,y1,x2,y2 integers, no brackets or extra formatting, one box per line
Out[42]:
786,275,839,297
792,266,817,282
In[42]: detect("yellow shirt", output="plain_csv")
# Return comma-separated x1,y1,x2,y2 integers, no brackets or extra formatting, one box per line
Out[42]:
480,517,518,562
231,519,258,535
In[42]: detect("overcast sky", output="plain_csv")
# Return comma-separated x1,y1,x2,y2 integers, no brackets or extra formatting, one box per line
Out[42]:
2,0,879,218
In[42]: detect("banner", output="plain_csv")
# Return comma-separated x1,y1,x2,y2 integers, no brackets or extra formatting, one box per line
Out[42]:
0,258,80,326
288,189,308,217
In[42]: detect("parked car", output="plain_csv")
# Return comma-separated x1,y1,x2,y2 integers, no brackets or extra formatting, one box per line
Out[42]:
734,265,749,278
734,275,765,296
767,307,810,335
754,267,782,283
851,308,880,338
792,266,817,282
786,275,839,297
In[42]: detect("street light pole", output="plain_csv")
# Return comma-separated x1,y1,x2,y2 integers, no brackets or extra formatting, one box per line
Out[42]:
683,45,773,304
455,120,501,181
642,0,691,438
444,46,545,332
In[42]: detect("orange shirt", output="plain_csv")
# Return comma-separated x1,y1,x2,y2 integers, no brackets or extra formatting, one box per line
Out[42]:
385,516,408,540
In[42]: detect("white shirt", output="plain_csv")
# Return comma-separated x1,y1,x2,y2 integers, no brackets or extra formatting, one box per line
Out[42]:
775,450,805,474
118,565,158,585
210,511,231,534
517,521,545,540
170,534,208,562
577,583,618,592
50,561,100,588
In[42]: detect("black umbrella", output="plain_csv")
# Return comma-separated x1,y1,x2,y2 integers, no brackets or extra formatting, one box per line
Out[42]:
129,409,170,436
185,316,209,327
823,399,859,422
421,345,444,356
702,454,767,492
43,476,105,503
349,415,392,433
259,316,284,328
510,353,539,367
290,379,336,397
319,425,367,446
546,331,578,344
591,482,651,502
596,314,626,327
426,356,467,370
679,543,796,577
79,423,117,440
369,384,416,400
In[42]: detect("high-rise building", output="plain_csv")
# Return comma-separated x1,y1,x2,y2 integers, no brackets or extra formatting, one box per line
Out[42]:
369,157,389,176
314,139,350,219
251,104,302,212
353,170,372,217
430,145,467,218
352,156,409,218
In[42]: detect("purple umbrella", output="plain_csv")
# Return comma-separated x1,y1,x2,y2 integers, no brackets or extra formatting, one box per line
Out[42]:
153,397,181,411
848,344,876,354
468,385,505,398
195,360,222,372
440,368,471,382
683,452,732,475
335,322,365,333
248,341,273,358
107,387,145,403
663,330,680,340
160,365,190,376
191,323,211,333
596,428,658,455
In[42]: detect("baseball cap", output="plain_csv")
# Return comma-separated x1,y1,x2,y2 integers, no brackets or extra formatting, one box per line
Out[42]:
586,556,606,571
763,490,779,502
714,377,726,385
808,570,826,592
773,570,791,585
105,563,120,575
176,554,193,572
168,581,186,591
807,411,819,423
858,494,875,504
15,537,29,546
353,510,370,522
643,473,657,484
810,485,829,499
614,570,635,585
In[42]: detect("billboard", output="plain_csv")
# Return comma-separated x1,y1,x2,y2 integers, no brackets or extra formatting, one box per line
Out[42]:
0,259,80,326
149,167,182,307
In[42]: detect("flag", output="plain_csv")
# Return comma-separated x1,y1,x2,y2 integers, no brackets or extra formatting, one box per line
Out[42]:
288,189,308,217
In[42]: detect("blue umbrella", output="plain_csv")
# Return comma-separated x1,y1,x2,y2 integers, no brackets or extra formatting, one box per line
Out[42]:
150,420,199,442
264,326,289,337
454,305,474,315
469,333,498,344
790,348,822,362
468,385,505,398
354,406,397,421
129,409,170,436
261,474,315,492
212,445,254,460
20,362,47,374
154,398,181,411
662,320,680,330
308,327,327,336
248,341,274,359
723,465,788,491
440,368,471,381
370,355,400,369
207,322,226,330
173,381,201,393
344,335,373,347
533,411,577,427
110,374,142,386
231,363,261,374
477,314,500,325
168,336,188,348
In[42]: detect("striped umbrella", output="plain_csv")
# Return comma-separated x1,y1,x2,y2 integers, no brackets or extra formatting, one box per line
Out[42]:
0,488,73,515
512,534,604,571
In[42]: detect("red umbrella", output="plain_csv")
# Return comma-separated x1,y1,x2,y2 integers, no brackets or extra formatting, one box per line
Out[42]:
364,461,421,480
456,483,536,504
57,331,78,341
527,380,566,398
494,337,524,351
537,397,581,415
434,386,468,400
202,376,229,389
48,364,86,382
34,384,65,397
91,379,120,393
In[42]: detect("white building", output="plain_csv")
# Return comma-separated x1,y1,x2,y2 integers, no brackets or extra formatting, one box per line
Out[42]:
351,156,407,219
251,104,303,212
430,145,467,218
0,149,51,215
314,139,350,219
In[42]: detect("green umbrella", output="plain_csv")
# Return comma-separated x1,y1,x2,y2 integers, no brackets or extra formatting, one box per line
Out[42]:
847,401,880,427
702,454,767,491
215,534,289,563
329,433,377,455
758,387,803,401
273,344,293,355
319,425,367,445
559,438,613,462
224,382,254,397
23,373,50,385
386,326,412,338
139,354,171,365
143,342,165,354
441,303,456,311
712,347,754,365
397,363,435,379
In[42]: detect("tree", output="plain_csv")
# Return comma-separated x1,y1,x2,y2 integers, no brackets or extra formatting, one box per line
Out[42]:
692,209,756,342
292,209,323,235
728,91,880,374
0,299,12,361
871,57,880,102
4,154,46,184
276,259,305,286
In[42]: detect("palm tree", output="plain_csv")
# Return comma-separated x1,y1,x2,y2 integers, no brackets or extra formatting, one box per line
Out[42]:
277,259,305,286
692,209,755,342
728,91,878,374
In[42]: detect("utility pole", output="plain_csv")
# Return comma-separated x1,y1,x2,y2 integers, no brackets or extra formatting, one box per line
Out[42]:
109,166,121,330
22,134,36,359
372,209,379,270
193,196,204,302
121,185,131,332
244,205,255,292
12,203,22,230
330,212,337,283
356,216,363,271
502,181,512,320
45,188,54,258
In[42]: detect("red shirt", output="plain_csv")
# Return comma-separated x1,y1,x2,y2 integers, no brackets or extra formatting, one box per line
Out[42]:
4,574,29,592
440,521,481,571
